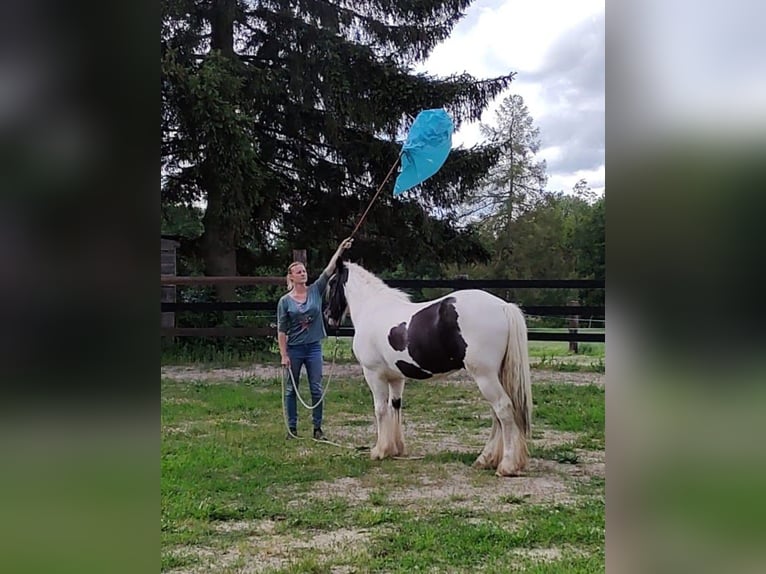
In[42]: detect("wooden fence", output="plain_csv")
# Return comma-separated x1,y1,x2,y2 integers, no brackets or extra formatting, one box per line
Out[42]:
160,276,605,343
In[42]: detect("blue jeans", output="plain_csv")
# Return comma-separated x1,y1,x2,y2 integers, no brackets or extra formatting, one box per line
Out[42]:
285,341,324,430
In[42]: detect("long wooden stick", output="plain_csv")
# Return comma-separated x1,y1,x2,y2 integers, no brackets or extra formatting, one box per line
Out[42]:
350,153,402,238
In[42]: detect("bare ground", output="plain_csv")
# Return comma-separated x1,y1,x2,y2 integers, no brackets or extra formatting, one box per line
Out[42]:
167,521,374,574
161,362,604,387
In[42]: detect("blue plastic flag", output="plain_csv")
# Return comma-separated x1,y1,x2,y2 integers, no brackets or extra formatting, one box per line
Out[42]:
393,109,454,196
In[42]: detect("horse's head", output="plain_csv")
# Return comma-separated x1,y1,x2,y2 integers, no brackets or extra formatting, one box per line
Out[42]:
324,258,350,327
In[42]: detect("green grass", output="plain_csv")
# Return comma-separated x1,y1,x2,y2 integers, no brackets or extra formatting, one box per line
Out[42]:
161,336,359,367
163,335,604,368
532,384,605,451
527,340,605,373
162,376,605,572
363,500,604,572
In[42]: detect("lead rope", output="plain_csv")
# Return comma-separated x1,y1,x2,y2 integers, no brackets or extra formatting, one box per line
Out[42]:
281,337,368,451
283,341,338,411
279,340,420,458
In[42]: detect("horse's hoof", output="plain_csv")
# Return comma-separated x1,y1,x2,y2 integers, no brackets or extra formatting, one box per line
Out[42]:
495,468,523,477
473,457,494,470
370,447,384,460
495,460,524,477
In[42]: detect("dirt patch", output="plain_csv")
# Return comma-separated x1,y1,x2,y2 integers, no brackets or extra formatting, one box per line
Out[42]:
297,426,600,517
530,369,605,387
326,417,486,457
307,457,580,511
162,397,208,406
162,421,214,436
161,363,605,387
405,420,485,454
511,547,563,562
574,448,606,478
530,429,582,449
402,462,576,507
325,420,376,448
300,476,372,504
163,417,263,437
167,520,372,574
161,363,364,383
532,457,601,481
327,417,587,462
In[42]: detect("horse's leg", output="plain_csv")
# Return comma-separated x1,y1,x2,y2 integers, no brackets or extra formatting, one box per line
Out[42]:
473,411,503,470
363,368,396,460
388,377,406,457
472,370,525,476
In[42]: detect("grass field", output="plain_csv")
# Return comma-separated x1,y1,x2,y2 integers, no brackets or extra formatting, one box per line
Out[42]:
162,371,605,573
162,334,605,373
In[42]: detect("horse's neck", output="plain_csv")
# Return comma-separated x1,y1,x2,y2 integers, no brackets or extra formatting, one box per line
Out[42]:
345,267,407,321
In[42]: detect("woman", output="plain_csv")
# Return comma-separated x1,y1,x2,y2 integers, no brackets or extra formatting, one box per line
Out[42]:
277,237,353,439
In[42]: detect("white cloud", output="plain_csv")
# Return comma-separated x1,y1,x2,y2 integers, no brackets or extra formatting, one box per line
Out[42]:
623,0,766,138
418,0,605,195
423,0,602,76
548,165,605,197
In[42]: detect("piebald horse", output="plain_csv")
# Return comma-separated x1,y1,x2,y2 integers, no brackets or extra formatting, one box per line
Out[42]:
325,259,532,476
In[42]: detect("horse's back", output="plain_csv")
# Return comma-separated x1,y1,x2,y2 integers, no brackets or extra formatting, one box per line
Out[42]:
355,289,514,380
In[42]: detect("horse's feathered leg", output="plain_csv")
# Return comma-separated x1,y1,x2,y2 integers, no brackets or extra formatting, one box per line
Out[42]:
389,378,406,457
471,369,525,476
363,367,397,459
473,411,502,470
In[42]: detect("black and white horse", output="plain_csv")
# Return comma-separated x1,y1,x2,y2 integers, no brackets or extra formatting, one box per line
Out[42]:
325,260,532,476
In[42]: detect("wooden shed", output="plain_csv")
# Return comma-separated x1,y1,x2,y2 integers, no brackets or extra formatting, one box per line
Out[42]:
161,236,180,330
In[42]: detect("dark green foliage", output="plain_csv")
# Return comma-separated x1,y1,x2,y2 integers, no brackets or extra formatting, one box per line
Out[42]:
161,204,204,240
571,195,605,305
161,0,513,277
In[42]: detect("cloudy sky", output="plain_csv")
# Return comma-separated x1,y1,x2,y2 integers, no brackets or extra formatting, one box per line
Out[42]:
416,0,605,195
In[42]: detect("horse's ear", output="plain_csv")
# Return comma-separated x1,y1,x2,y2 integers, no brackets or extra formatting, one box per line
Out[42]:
336,256,345,272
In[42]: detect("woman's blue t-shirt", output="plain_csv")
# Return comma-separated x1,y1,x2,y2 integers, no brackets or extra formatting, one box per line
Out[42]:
276,272,329,346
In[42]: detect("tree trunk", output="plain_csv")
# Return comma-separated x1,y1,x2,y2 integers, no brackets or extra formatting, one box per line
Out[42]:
210,0,235,56
200,0,238,302
201,196,237,301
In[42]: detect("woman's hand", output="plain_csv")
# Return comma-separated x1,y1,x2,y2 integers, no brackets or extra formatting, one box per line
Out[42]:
339,237,353,251
281,355,290,367
324,237,354,276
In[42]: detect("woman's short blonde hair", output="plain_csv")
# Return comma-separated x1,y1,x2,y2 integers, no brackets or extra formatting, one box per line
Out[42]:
285,261,306,291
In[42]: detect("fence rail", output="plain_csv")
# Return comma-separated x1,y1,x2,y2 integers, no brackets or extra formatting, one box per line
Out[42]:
160,302,605,317
160,276,603,289
161,326,604,342
160,275,605,343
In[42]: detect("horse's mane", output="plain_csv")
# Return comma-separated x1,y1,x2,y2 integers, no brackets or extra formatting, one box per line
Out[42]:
345,262,411,303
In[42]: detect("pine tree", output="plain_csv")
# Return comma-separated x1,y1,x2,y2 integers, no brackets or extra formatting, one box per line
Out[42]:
461,94,547,235
161,0,514,287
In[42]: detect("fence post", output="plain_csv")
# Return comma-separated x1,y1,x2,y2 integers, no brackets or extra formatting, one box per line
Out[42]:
568,299,580,354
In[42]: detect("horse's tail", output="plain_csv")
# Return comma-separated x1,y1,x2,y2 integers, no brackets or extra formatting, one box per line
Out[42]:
500,303,532,438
